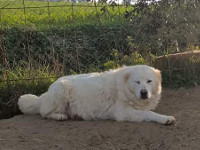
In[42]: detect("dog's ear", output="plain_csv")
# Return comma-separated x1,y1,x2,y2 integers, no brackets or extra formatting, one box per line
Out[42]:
153,68,162,95
124,73,130,82
154,68,162,83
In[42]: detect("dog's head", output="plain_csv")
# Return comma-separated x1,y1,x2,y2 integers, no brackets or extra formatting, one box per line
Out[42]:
122,65,161,101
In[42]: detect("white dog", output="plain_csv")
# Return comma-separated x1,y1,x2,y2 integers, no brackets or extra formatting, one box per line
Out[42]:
18,65,175,125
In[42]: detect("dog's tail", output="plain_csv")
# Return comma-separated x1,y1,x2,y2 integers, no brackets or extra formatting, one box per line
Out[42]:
18,94,40,114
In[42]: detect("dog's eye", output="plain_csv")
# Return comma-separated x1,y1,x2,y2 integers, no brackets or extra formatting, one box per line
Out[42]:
135,81,140,84
147,80,152,83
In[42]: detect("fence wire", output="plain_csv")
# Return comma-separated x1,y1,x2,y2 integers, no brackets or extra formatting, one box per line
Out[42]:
0,0,200,86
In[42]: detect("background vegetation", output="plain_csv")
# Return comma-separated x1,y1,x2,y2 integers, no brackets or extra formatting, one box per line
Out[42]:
0,0,200,119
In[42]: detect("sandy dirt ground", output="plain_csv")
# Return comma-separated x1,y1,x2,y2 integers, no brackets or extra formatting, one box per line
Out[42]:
1,86,200,150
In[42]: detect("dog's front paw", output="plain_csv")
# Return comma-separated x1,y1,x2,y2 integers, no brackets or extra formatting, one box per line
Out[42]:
165,116,176,125
47,113,68,121
57,114,68,121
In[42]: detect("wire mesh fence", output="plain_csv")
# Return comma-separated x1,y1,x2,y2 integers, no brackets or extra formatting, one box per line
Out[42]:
1,0,200,80
0,0,134,77
0,0,200,118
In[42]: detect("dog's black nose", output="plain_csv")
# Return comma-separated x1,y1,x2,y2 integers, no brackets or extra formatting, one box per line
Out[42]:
140,89,148,99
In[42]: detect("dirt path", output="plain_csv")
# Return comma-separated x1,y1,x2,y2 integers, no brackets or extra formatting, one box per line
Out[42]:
1,87,200,150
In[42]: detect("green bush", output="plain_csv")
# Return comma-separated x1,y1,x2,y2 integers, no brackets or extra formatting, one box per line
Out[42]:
104,50,150,70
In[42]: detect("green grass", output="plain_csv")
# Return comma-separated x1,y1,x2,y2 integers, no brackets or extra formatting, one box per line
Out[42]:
0,0,132,29
0,63,60,119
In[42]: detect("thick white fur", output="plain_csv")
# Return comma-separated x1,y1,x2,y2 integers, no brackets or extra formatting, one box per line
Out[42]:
18,65,175,124
18,94,39,114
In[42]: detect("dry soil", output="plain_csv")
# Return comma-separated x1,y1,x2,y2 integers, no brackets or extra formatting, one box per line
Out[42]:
0,86,200,150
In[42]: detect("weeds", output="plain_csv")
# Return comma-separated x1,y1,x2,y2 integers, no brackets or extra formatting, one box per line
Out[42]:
0,65,58,119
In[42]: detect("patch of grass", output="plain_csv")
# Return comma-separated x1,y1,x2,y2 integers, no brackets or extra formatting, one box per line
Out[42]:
0,65,58,119
0,1,131,29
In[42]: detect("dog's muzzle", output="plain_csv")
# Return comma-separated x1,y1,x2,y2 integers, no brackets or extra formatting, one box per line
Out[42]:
140,89,148,99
